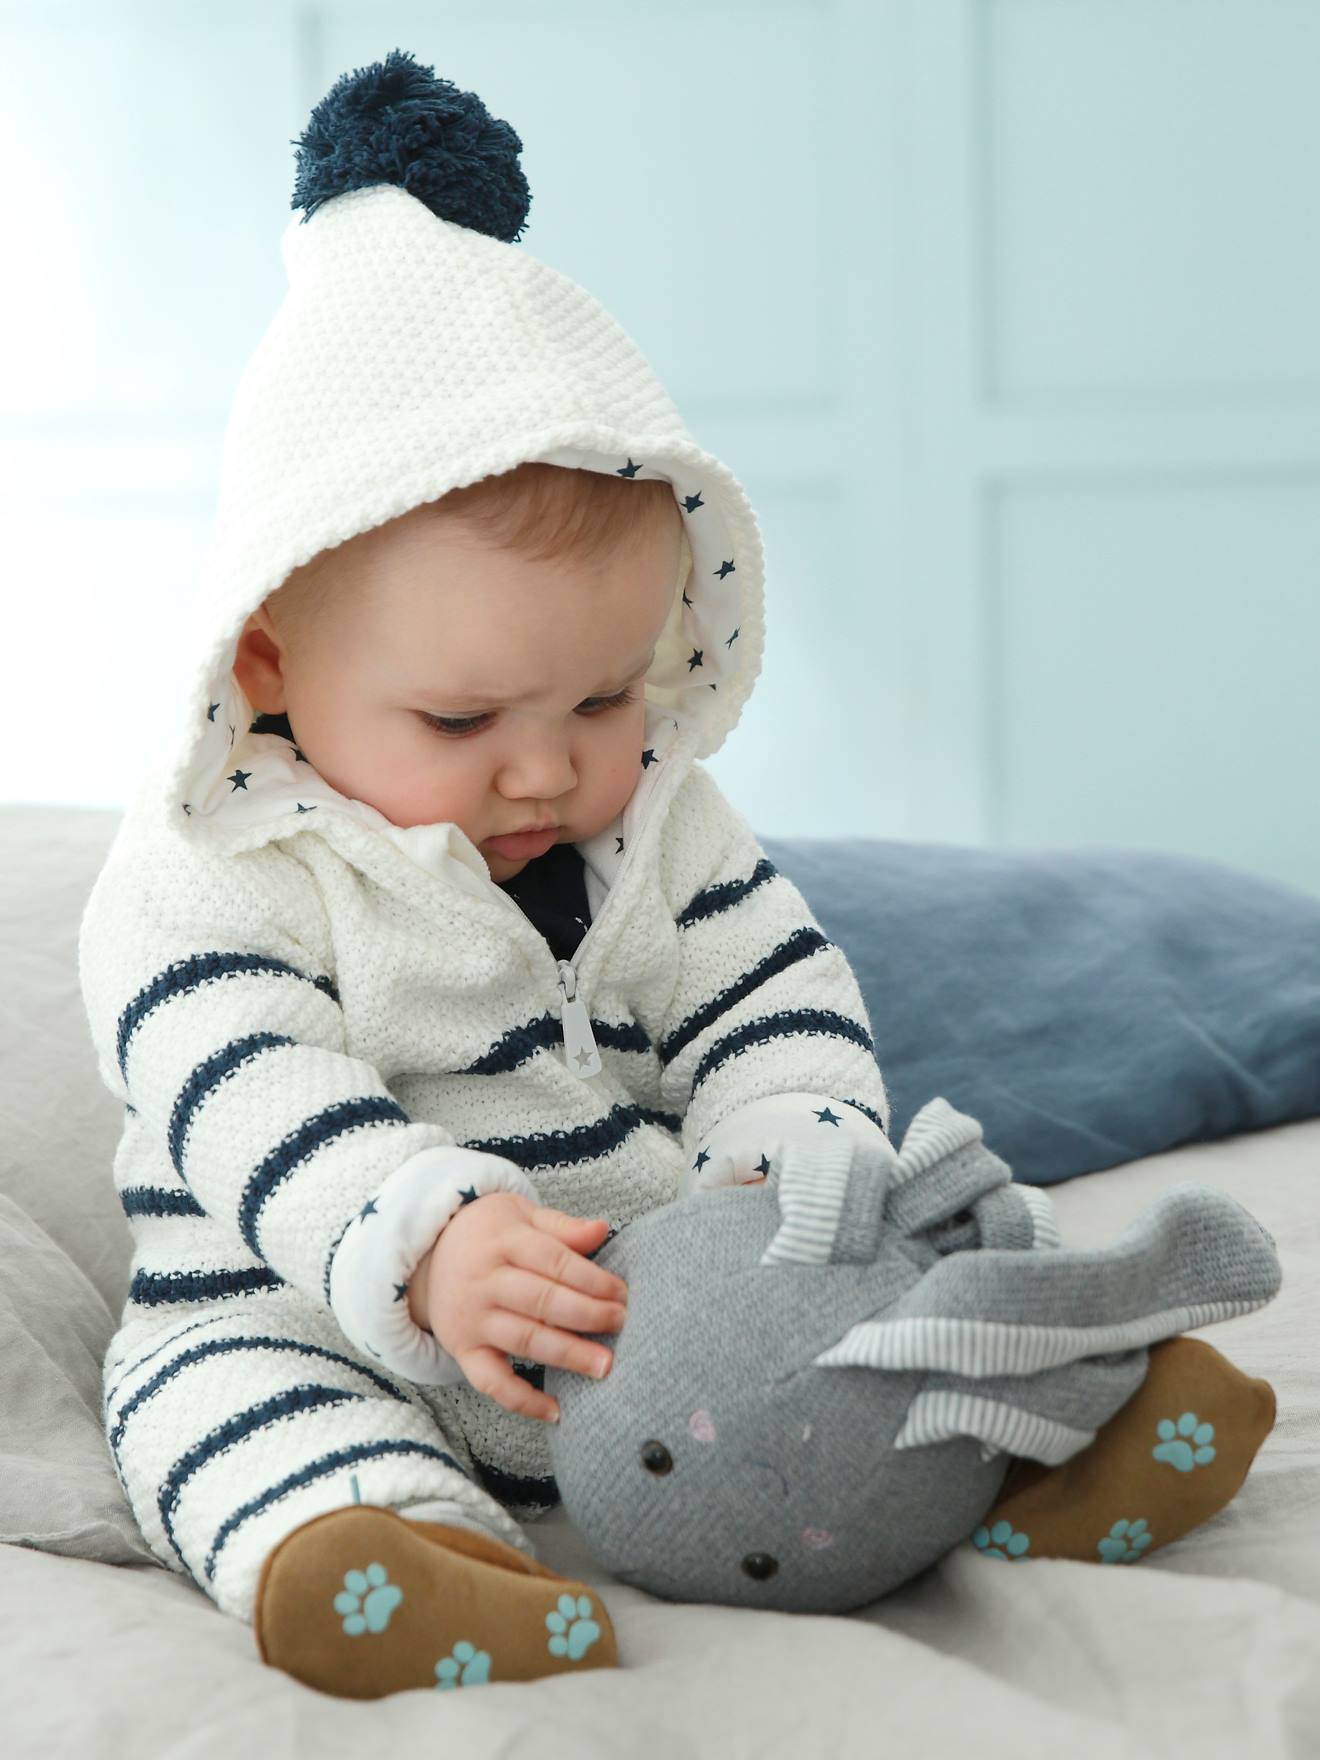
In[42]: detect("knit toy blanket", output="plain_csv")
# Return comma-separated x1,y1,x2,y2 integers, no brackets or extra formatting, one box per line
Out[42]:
545,1096,1282,1612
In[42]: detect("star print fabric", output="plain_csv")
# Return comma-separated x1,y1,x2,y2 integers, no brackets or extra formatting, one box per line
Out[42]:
679,1089,895,1198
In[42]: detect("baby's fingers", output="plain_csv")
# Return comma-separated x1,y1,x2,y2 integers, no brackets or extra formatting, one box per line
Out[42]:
482,1308,614,1386
459,1344,560,1425
489,1265,627,1343
523,1209,628,1305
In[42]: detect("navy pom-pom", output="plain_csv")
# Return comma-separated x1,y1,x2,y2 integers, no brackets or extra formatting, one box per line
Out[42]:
291,47,531,242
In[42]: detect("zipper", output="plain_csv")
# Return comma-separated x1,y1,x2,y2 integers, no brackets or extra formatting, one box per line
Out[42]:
556,960,602,1078
484,851,607,1081
484,730,683,1080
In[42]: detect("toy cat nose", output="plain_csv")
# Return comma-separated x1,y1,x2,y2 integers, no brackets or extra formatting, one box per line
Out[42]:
741,1551,778,1581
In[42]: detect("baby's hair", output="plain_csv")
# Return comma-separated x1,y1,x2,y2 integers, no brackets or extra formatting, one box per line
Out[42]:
437,460,681,568
266,462,683,641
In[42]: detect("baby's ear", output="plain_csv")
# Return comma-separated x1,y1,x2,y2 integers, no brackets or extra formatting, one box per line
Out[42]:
232,607,288,712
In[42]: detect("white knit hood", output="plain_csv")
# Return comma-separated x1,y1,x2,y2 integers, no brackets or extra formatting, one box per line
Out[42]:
147,54,766,907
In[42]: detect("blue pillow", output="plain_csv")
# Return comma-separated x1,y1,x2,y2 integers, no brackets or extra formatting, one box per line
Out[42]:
760,836,1320,1186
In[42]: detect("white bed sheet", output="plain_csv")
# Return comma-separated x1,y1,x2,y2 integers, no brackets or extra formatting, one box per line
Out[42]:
4,1116,1318,1759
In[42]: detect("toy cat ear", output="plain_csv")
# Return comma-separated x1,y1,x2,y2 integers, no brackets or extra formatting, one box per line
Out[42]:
759,1133,896,1267
759,1094,1024,1267
882,1096,1017,1240
813,1181,1281,1377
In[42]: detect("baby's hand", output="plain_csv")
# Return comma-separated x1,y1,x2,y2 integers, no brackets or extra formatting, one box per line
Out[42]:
409,1193,628,1424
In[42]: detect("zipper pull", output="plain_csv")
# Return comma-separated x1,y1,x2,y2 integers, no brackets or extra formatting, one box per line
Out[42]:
556,961,602,1079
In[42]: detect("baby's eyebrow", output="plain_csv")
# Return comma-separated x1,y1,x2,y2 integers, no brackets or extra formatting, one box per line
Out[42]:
411,644,657,708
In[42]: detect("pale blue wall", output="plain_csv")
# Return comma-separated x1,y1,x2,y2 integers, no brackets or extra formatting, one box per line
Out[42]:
2,0,1315,896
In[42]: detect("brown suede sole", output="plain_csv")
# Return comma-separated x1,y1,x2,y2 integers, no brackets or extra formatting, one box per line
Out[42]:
254,1504,619,1696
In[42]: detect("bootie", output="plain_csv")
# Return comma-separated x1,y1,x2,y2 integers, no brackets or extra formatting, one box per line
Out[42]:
255,1502,619,1696
974,1335,1277,1566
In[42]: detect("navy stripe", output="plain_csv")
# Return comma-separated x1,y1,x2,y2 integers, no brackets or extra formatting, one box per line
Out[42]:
467,1452,560,1511
460,1016,557,1073
159,1384,363,1567
204,1438,471,1583
168,1032,296,1174
116,951,340,1081
108,1333,408,1451
690,1007,876,1097
635,1104,682,1135
467,1099,666,1174
658,927,832,1065
121,1185,206,1219
461,1012,651,1075
676,857,777,929
572,1017,649,1055
236,1094,410,1257
128,1266,285,1307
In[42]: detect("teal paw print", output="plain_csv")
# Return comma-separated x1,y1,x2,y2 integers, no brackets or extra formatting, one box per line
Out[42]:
332,1561,403,1634
1153,1412,1216,1472
971,1520,1030,1560
545,1593,602,1660
1097,1517,1153,1563
434,1639,492,1689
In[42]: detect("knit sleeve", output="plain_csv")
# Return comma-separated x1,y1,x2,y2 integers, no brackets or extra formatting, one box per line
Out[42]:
656,766,891,1175
76,830,540,1381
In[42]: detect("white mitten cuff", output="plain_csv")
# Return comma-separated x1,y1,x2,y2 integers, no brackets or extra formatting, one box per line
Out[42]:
328,1146,542,1386
680,1090,895,1198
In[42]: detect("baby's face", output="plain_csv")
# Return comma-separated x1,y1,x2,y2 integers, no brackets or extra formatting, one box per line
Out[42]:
234,504,683,882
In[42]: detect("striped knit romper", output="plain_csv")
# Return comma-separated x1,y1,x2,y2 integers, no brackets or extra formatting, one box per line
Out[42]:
81,732,895,1625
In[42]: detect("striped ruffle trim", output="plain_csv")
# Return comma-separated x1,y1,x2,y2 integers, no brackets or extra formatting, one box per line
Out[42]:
759,1136,854,1265
893,1391,1096,1464
813,1298,1259,1378
888,1097,983,1187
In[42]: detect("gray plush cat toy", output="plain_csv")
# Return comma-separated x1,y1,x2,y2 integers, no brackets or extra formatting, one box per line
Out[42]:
544,1096,1281,1613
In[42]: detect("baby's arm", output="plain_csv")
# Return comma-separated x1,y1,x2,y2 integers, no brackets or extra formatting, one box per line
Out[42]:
326,1144,542,1383
78,832,539,1384
657,767,893,1194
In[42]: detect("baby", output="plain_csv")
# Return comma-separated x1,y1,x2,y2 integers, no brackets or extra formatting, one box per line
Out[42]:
77,52,900,1696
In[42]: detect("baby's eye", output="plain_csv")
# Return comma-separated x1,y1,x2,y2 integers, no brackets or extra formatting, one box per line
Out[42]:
419,688,635,738
418,711,492,736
